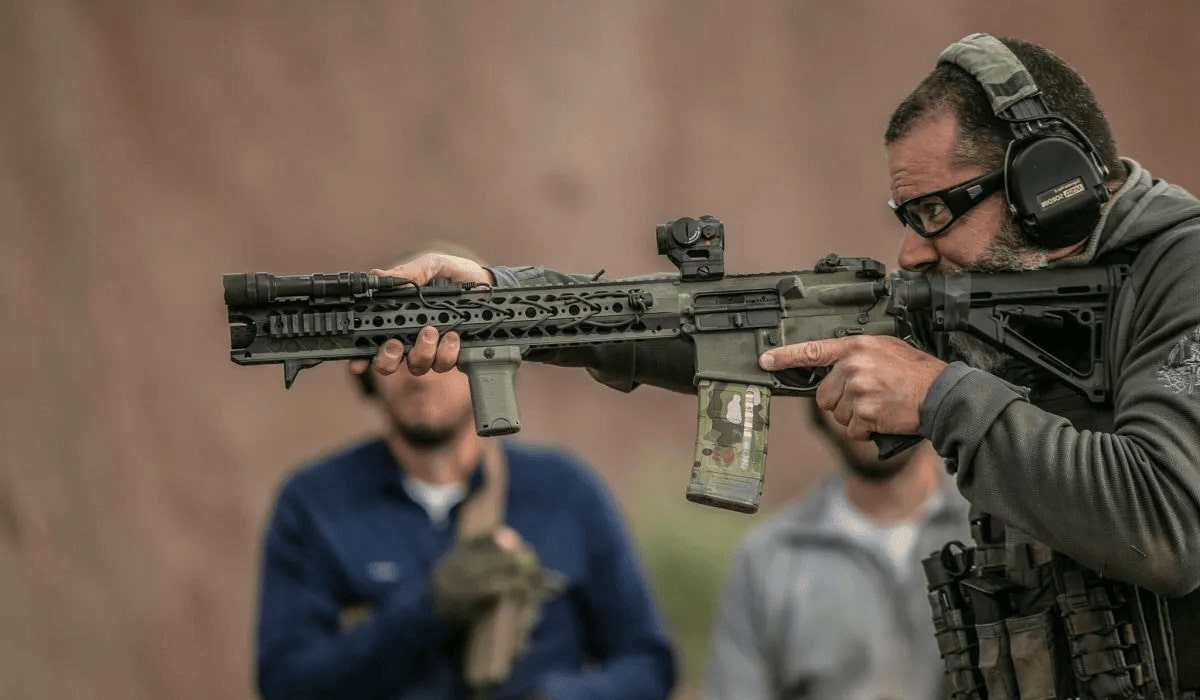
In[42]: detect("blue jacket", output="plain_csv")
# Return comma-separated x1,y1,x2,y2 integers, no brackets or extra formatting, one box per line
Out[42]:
255,438,675,700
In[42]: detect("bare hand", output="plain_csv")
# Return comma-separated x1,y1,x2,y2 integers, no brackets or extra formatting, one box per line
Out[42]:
759,336,947,440
347,253,495,377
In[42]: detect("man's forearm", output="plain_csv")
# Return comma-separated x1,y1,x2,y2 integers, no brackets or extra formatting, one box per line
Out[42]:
526,339,697,395
924,365,1200,596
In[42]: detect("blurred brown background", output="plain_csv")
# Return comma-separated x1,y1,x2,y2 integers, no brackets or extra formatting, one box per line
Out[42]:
3,1,1199,698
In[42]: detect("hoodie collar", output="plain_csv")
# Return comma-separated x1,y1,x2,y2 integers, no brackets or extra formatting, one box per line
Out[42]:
1056,158,1200,266
779,469,965,542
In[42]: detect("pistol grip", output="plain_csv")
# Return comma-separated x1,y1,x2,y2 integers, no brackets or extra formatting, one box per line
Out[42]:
870,432,923,459
686,380,770,514
458,346,522,437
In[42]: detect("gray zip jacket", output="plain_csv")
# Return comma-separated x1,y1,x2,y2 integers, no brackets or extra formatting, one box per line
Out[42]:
491,159,1200,598
701,474,970,700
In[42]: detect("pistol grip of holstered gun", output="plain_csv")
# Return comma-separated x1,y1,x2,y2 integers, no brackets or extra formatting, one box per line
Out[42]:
458,346,523,437
463,598,523,690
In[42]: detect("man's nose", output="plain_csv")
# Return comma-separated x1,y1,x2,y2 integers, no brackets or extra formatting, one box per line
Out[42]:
897,229,939,273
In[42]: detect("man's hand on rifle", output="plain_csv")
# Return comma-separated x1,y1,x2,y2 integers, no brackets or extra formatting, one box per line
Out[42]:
348,252,493,378
759,335,947,440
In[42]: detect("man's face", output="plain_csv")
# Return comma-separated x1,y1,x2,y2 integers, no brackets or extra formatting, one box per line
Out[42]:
887,111,1051,373
887,111,1050,275
373,365,475,449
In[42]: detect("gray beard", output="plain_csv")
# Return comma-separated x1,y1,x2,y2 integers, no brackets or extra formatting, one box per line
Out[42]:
942,219,1050,376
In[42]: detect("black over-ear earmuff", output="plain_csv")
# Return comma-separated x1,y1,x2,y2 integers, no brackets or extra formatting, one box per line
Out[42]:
938,33,1110,249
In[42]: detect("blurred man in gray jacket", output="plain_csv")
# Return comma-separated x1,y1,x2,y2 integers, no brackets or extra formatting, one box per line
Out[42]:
703,403,969,700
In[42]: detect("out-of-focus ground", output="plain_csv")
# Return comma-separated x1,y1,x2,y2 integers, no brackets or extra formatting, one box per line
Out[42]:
3,2,1199,698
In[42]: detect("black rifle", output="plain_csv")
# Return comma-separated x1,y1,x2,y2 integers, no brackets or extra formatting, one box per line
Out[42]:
223,216,1127,513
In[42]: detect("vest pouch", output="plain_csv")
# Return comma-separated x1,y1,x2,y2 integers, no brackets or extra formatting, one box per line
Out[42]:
1056,569,1144,699
924,546,985,700
976,619,1019,700
963,573,1019,699
1006,608,1059,700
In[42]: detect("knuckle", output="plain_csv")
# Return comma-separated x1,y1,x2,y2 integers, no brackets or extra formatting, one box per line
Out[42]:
843,373,868,393
842,353,869,373
798,342,825,364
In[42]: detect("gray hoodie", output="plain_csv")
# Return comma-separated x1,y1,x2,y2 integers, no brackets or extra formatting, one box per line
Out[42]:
919,159,1200,597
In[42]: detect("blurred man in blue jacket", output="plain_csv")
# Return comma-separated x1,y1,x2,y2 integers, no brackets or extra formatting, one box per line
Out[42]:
253,248,675,700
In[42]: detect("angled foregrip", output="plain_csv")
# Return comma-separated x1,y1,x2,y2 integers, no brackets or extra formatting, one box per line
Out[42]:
458,346,523,437
871,432,923,459
463,597,522,691
686,380,771,514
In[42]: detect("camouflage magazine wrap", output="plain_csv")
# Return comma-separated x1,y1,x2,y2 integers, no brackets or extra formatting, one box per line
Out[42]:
686,380,771,513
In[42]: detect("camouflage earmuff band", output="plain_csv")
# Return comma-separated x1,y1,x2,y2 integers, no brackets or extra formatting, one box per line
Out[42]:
935,32,1109,248
937,32,1046,123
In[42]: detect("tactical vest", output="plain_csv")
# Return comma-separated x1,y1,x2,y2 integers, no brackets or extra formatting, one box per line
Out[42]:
922,375,1200,700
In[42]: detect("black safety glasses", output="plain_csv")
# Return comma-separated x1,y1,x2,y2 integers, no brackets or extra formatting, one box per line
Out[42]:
887,168,1005,238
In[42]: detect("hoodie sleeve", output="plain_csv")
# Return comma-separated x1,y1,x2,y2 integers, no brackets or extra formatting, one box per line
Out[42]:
921,228,1200,597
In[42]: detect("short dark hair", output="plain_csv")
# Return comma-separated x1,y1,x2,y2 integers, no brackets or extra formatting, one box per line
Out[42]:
885,37,1124,182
